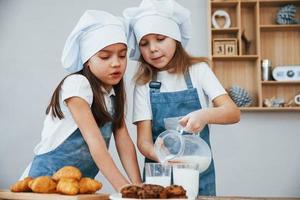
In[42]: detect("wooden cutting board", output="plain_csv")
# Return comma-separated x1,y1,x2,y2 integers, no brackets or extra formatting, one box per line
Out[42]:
0,189,109,200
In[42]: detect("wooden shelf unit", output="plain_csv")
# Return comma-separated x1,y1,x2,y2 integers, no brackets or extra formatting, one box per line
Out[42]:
208,0,300,111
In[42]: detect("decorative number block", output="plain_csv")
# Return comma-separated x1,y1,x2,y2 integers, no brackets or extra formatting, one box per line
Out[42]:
213,42,225,55
213,38,237,56
225,43,236,55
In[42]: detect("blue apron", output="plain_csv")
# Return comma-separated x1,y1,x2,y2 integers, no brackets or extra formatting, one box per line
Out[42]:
147,71,216,196
29,103,114,178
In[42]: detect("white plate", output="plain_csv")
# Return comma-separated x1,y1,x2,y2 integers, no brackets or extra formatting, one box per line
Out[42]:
110,193,139,200
109,193,189,200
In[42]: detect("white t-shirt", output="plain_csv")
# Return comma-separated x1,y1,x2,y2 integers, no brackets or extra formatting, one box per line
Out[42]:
34,74,115,155
21,74,115,179
132,62,226,123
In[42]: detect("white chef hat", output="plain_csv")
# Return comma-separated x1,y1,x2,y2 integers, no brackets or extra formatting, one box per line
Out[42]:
123,0,192,60
61,10,127,73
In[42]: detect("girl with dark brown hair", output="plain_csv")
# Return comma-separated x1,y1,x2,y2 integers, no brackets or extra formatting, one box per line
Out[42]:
21,10,141,192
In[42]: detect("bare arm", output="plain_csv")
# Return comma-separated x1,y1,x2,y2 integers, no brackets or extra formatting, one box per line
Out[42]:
180,94,240,133
135,120,159,162
66,97,129,191
207,94,240,124
114,119,142,185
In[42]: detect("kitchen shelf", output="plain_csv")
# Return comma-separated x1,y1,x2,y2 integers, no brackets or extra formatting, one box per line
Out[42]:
259,0,300,6
260,25,300,31
211,1,239,7
212,27,239,34
212,55,258,61
262,81,300,85
208,0,300,111
240,107,300,111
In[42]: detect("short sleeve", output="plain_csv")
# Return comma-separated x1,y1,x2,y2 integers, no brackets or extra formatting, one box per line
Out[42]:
61,74,93,106
132,83,152,124
197,63,227,101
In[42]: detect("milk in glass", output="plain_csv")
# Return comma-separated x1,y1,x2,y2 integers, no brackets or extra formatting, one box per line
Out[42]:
171,155,211,199
171,155,211,173
145,176,171,187
145,163,171,187
173,167,199,199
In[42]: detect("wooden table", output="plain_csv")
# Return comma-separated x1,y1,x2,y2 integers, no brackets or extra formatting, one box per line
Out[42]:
0,190,109,200
196,197,300,200
1,190,299,200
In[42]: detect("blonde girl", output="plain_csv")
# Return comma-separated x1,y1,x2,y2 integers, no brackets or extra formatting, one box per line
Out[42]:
124,0,240,195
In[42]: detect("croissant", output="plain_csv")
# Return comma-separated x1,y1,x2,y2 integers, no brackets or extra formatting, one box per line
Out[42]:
56,178,79,195
10,177,33,192
28,176,57,193
79,177,102,194
52,166,81,181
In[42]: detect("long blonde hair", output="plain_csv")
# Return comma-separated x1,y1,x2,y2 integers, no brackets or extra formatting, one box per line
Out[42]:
134,41,212,85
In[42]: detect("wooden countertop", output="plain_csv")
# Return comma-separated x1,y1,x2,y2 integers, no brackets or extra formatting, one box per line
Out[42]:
0,190,109,200
196,197,300,200
1,190,299,200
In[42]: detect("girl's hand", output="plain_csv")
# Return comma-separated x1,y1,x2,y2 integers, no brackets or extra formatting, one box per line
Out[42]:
179,109,209,134
136,120,159,162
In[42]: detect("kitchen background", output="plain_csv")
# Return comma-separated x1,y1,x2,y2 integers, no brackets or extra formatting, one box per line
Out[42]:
0,0,299,197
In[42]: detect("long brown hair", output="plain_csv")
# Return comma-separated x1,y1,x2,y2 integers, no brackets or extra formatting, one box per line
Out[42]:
46,65,125,132
134,41,212,85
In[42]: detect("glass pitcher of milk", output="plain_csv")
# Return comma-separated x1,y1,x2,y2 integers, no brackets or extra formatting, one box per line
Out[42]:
154,116,212,173
154,117,212,199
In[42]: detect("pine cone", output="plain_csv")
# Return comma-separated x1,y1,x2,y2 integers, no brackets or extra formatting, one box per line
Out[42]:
276,4,298,24
228,86,252,107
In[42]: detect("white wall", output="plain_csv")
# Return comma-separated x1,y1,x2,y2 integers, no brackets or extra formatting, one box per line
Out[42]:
0,0,299,197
